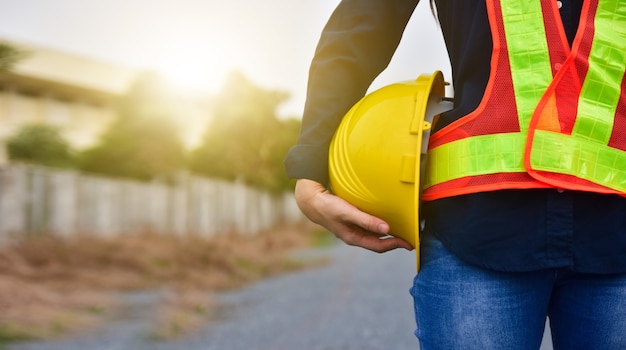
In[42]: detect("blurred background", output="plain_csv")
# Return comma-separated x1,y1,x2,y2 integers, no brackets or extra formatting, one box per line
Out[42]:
0,0,451,348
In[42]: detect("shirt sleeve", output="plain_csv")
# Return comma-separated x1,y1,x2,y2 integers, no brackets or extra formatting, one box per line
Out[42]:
283,0,420,186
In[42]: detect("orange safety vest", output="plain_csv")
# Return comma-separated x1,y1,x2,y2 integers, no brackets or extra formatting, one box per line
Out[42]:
422,0,626,201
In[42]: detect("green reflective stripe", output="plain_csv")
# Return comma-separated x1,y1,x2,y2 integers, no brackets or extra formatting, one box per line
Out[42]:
425,133,527,187
530,130,626,191
502,0,553,131
573,0,626,143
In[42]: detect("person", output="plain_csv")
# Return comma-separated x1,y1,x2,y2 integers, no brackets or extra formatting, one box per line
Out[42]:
284,0,626,349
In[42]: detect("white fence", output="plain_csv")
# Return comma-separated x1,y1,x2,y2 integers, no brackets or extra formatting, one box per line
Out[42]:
0,164,304,240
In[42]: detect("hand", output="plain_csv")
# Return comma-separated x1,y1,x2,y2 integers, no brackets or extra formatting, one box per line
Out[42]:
294,179,413,253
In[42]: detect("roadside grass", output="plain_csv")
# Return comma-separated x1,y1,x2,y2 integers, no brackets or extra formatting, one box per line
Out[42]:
310,228,339,248
148,289,220,341
0,222,331,343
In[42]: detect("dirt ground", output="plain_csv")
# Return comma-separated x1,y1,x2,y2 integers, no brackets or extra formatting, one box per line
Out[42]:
0,221,330,343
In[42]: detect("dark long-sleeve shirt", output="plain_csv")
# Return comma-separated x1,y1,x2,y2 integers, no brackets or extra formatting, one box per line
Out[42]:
284,0,626,274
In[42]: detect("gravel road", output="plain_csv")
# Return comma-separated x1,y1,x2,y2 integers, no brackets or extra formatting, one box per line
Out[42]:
9,241,554,350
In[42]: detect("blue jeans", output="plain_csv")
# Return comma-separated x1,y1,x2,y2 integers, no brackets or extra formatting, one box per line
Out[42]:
410,233,626,350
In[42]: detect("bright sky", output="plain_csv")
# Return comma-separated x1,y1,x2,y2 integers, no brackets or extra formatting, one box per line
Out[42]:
0,0,451,118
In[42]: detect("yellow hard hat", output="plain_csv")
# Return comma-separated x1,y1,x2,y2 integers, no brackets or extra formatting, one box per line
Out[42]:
328,71,451,269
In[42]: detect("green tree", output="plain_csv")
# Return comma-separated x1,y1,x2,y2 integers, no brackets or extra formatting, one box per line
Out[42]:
79,72,185,181
189,72,299,192
0,42,27,71
6,123,75,168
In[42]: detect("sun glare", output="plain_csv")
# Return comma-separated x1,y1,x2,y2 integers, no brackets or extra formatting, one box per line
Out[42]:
150,43,235,94
156,58,228,94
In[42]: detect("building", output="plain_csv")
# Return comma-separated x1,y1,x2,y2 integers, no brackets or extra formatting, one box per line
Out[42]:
0,38,211,164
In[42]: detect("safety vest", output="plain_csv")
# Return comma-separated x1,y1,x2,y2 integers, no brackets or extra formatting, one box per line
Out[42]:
422,0,626,201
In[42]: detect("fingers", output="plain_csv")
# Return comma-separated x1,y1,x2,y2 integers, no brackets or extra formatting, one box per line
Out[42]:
339,228,414,253
336,214,413,252
341,208,389,235
332,207,413,252
295,179,413,253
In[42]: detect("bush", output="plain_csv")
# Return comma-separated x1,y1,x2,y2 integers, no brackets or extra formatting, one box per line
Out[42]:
5,123,75,168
